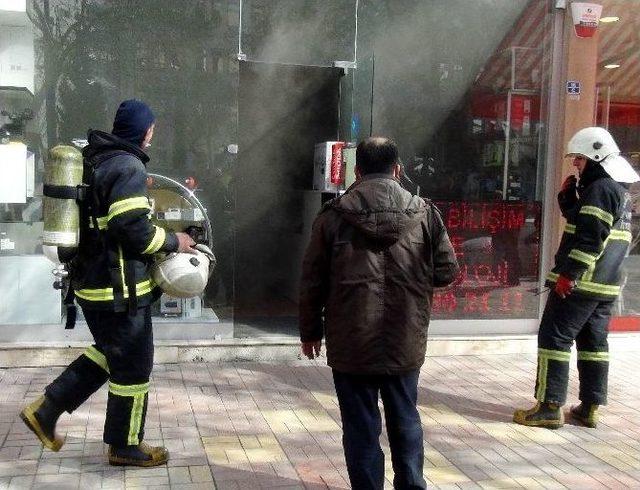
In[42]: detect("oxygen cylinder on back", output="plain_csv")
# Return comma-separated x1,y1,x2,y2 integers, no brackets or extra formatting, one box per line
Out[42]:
42,145,84,261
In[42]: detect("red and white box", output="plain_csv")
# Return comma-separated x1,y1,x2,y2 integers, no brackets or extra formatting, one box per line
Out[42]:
313,141,345,192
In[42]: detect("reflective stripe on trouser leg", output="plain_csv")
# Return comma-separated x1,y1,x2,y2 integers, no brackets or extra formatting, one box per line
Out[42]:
577,351,610,405
105,381,150,446
535,348,571,404
44,345,110,413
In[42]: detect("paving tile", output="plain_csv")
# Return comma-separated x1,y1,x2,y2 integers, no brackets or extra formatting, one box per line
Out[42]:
0,353,639,488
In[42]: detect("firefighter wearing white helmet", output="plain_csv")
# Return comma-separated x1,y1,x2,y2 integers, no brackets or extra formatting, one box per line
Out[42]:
514,127,638,430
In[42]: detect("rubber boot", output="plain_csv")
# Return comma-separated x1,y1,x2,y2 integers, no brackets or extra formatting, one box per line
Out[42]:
513,401,564,429
20,395,65,451
570,403,599,428
108,442,169,467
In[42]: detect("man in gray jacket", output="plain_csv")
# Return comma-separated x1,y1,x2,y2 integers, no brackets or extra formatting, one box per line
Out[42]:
299,137,459,489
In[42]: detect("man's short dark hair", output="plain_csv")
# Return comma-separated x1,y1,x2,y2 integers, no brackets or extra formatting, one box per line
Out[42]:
356,137,399,175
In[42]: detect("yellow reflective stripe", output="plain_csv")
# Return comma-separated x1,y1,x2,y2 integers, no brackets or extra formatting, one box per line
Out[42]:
577,351,610,362
118,245,126,295
546,272,620,297
579,205,613,227
75,279,154,301
609,229,632,242
108,381,149,397
84,346,109,373
87,216,109,230
538,348,571,362
584,235,609,282
583,260,597,282
575,281,620,296
128,393,146,445
107,197,151,222
564,224,576,234
536,356,548,401
142,226,166,254
568,249,597,266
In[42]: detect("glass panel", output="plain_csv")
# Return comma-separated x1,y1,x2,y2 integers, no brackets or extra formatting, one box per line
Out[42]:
355,0,553,319
595,2,640,320
239,0,357,66
234,62,343,337
0,1,239,336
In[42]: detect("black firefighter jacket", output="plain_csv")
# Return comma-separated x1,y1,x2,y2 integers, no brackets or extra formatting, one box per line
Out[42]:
72,130,178,311
299,174,460,375
547,162,633,301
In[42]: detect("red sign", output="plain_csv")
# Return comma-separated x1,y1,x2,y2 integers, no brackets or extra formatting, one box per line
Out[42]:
431,201,541,319
330,142,345,185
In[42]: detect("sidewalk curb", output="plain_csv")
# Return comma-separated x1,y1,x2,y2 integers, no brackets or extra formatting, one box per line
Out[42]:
0,333,638,368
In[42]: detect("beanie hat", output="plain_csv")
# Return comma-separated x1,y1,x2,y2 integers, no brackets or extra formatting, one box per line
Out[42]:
112,99,155,146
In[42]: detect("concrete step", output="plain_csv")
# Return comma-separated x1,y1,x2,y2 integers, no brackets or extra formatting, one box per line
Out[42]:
1,333,638,367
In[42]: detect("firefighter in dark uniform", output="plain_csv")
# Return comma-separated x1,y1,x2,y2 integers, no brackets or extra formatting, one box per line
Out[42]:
514,127,639,429
20,100,196,466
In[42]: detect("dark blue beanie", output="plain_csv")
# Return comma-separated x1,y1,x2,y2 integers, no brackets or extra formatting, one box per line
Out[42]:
112,99,155,146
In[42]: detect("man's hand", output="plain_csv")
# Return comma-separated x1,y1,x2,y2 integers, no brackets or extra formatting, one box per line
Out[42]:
555,275,575,298
560,175,577,193
175,232,197,254
301,341,322,360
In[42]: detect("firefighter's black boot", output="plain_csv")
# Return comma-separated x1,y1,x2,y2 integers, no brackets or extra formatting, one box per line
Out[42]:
513,401,564,429
570,403,599,428
108,442,169,467
20,395,65,451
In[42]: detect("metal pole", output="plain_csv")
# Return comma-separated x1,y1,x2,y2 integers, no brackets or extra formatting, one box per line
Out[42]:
539,3,568,319
369,51,375,136
502,90,512,199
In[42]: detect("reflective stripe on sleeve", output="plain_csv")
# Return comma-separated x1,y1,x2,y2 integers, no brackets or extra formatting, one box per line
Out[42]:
107,197,151,222
142,226,166,254
579,205,614,227
546,272,620,296
568,249,597,266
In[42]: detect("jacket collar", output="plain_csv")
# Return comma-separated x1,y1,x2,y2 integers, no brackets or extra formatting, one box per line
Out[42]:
82,129,150,164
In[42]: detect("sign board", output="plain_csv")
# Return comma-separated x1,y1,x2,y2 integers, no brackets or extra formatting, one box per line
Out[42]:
566,80,581,95
571,3,603,38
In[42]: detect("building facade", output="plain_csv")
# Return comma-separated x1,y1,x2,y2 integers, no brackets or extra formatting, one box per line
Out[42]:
0,0,638,342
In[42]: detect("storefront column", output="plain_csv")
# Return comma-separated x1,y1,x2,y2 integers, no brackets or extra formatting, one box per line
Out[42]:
553,3,600,246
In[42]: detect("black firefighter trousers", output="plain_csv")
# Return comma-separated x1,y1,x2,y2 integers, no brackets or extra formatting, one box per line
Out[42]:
45,306,154,447
535,291,611,406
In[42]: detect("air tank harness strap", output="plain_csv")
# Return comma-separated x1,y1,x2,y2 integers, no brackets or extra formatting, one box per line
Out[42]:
43,184,89,202
64,287,77,330
107,245,127,314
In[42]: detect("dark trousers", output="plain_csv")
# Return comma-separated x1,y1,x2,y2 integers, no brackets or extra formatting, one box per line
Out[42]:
332,369,426,490
535,292,611,406
45,306,154,447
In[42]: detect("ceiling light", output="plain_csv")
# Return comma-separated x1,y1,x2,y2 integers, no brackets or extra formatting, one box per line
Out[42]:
604,63,621,69
600,16,620,23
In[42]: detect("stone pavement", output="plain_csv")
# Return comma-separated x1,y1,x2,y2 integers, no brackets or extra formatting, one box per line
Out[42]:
0,350,639,489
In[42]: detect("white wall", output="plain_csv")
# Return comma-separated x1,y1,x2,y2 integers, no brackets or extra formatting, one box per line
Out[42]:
0,9,34,93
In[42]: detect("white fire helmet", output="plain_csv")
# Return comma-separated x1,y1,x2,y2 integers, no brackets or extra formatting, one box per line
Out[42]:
151,244,216,298
565,127,640,183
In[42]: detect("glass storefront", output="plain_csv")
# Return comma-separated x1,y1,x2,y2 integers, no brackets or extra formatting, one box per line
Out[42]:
0,0,558,340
